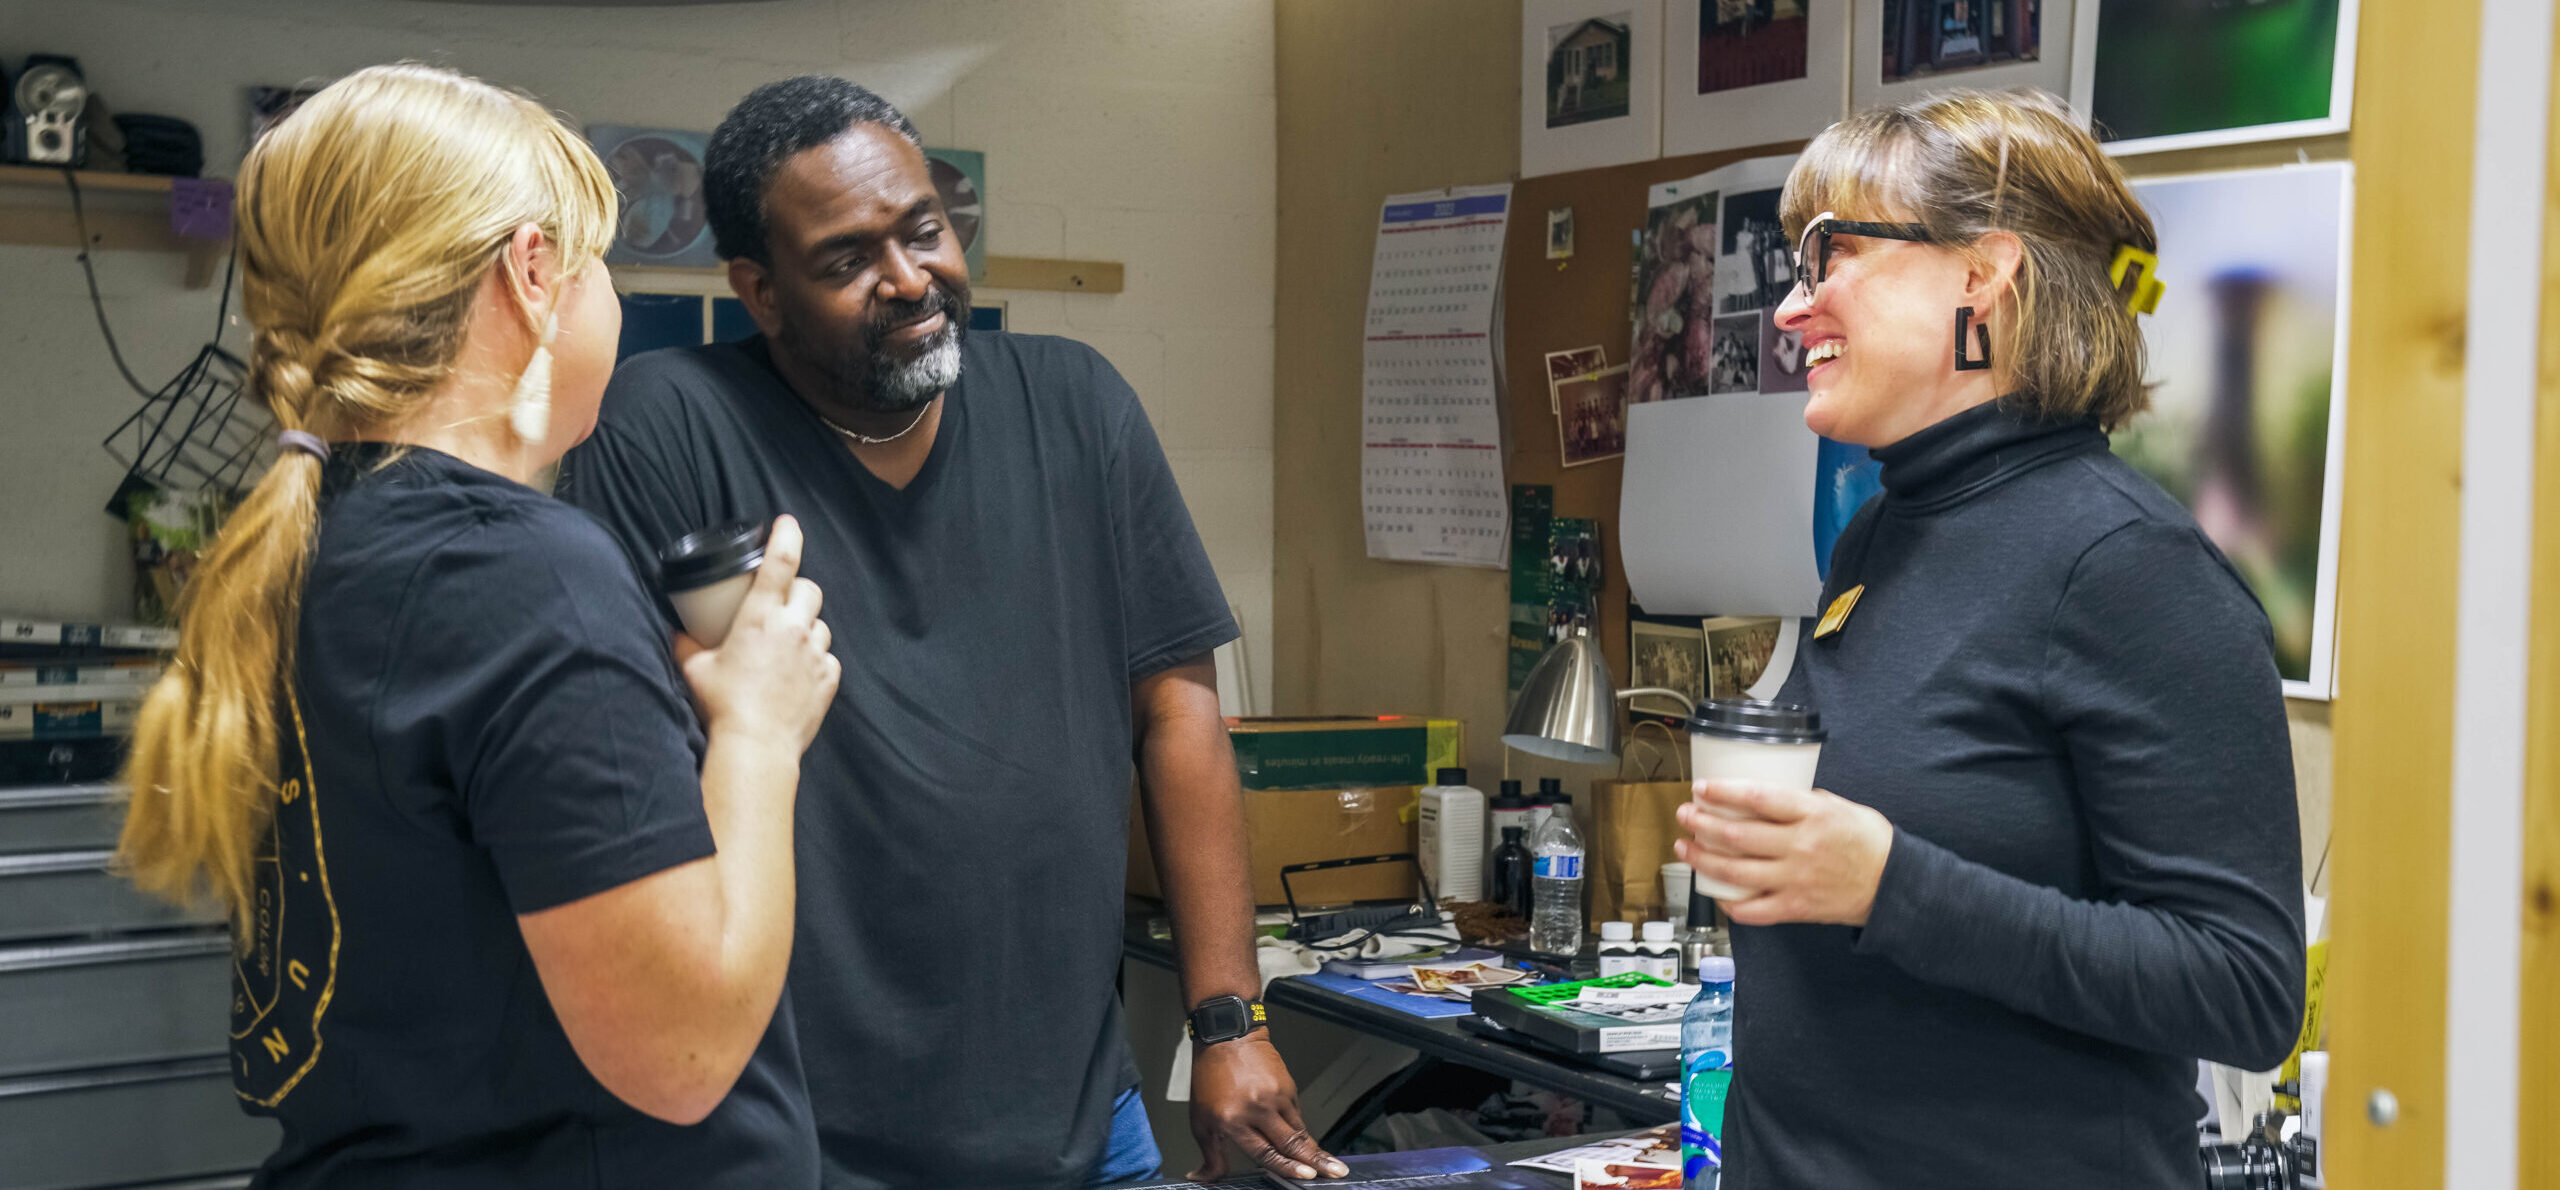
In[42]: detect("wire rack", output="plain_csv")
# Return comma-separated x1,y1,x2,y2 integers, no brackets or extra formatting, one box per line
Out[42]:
98,343,271,517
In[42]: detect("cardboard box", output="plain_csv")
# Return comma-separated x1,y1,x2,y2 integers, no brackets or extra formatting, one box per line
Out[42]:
1226,716,1464,791
1128,784,1421,909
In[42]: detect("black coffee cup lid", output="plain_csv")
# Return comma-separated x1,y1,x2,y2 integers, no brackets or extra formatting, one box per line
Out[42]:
658,520,770,592
1689,697,1825,745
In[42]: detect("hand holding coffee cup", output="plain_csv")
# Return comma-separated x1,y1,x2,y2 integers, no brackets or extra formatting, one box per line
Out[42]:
1683,699,1826,900
1674,699,1894,928
668,515,840,754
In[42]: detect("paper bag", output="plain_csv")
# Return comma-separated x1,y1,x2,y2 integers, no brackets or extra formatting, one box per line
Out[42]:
1584,779,1692,927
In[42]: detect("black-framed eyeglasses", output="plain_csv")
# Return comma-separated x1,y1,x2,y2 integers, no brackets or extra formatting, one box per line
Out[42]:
1794,209,1934,301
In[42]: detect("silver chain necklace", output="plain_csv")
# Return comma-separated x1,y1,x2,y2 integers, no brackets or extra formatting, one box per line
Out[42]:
818,400,935,446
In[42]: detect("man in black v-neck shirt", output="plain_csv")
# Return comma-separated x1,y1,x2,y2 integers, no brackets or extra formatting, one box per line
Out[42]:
558,78,1340,1190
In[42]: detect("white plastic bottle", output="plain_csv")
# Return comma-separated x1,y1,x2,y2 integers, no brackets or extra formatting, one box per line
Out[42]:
1638,921,1681,983
1416,767,1486,902
1596,921,1639,976
1527,792,1585,955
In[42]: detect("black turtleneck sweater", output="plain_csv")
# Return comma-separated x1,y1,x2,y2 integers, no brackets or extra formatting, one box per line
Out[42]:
1726,401,2306,1190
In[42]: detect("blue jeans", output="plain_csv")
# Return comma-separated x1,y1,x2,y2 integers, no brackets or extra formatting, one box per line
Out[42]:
1088,1086,1164,1187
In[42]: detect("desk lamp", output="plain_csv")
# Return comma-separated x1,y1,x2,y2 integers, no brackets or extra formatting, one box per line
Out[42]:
1500,625,1696,764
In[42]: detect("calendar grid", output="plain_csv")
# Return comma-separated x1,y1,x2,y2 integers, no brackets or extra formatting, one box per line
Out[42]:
1360,183,1514,569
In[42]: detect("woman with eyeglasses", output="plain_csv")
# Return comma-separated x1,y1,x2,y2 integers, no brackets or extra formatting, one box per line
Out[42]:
1673,90,2305,1188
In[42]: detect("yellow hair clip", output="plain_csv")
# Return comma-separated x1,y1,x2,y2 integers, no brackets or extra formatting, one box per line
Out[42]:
2110,244,2165,316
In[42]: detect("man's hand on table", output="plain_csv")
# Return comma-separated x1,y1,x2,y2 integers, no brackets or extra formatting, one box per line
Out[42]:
1186,1032,1349,1183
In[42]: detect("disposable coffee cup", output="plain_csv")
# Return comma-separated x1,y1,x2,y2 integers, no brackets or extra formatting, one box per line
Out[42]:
1687,698,1826,901
658,520,770,648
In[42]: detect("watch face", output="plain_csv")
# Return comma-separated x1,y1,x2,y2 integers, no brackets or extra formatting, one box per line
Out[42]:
1194,997,1252,1041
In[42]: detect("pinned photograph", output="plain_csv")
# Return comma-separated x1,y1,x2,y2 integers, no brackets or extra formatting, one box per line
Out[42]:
1761,312,1809,393
1631,618,1707,707
1702,615,1783,698
1549,206,1578,260
1546,345,1610,414
1708,314,1760,394
1629,180,1719,405
1557,365,1630,467
1546,13,1636,126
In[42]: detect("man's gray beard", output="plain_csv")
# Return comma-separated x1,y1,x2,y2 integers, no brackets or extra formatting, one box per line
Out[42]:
864,325,963,412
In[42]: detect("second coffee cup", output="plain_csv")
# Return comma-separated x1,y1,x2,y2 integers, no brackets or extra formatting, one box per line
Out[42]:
1686,697,1826,901
658,520,771,648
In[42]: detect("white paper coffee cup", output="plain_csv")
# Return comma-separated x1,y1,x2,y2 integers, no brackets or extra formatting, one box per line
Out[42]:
1687,698,1826,901
658,520,770,648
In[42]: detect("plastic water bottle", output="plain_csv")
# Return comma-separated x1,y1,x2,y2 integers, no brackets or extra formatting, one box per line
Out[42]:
1527,792,1584,955
1681,956,1736,1187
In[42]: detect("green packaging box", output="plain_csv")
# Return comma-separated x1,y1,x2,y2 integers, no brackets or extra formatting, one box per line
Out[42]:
1226,717,1463,792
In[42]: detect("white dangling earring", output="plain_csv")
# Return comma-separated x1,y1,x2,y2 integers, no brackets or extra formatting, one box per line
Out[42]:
508,313,560,444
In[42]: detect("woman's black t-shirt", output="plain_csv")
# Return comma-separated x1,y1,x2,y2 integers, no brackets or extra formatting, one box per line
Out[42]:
232,444,816,1189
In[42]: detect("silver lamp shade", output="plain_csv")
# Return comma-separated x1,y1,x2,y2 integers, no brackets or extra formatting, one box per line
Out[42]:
1501,630,1620,764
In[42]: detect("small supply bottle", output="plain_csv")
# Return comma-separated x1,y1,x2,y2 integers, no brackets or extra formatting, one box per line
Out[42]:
1526,776,1566,834
1527,792,1585,956
1595,921,1639,977
1681,956,1737,1187
1638,921,1681,983
1416,767,1486,902
1487,825,1532,920
1486,780,1534,869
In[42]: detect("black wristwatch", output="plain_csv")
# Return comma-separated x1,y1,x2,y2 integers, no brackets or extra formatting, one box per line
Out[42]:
1186,994,1268,1046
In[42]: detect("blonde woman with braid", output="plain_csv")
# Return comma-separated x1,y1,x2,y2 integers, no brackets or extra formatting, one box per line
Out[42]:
114,64,835,1188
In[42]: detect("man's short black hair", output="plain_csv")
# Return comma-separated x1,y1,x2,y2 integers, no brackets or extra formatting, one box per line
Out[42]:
705,76,921,265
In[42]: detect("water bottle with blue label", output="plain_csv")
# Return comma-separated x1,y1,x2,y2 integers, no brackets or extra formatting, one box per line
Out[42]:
1682,956,1736,1187
1526,792,1584,955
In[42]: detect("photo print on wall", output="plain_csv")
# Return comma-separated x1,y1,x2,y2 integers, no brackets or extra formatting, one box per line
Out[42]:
1853,0,2076,110
1522,0,1665,177
2114,162,2350,698
2069,0,2357,155
1662,0,1850,156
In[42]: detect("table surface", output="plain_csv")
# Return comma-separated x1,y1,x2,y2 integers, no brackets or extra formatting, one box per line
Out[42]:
1122,914,1680,1125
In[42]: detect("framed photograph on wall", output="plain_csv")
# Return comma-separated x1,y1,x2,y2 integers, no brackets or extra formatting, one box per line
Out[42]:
1851,0,2077,111
1662,0,1849,157
1522,0,1665,178
1630,616,1707,708
589,125,718,269
2113,162,2351,699
2069,0,2356,155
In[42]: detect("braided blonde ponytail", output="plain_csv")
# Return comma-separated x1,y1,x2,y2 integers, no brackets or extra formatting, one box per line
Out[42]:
116,63,617,928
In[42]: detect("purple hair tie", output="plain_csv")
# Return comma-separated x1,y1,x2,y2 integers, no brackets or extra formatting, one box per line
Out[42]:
276,430,330,462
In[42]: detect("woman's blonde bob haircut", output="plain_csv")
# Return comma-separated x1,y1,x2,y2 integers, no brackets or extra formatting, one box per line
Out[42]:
115,63,618,932
1780,88,2157,430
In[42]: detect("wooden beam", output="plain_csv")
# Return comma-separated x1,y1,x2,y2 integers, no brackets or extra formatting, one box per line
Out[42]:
980,254,1123,294
0,163,177,195
2524,6,2560,1182
0,206,228,290
2328,0,2481,1184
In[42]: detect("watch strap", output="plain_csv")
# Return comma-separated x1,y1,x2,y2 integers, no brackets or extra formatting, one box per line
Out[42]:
1185,994,1268,1045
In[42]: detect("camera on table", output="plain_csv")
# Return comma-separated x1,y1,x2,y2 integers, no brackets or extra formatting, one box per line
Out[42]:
2200,1109,2315,1190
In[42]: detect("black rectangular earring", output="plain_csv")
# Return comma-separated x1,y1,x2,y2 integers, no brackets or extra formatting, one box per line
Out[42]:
1953,306,1992,372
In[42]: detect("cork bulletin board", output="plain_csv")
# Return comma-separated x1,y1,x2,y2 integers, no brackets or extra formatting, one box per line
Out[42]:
1496,139,1811,691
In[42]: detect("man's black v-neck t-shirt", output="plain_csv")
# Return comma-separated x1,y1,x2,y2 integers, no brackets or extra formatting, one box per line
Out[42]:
557,331,1237,1189
241,444,817,1188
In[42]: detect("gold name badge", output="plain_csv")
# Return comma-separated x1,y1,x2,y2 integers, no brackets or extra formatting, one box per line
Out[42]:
1814,585,1865,640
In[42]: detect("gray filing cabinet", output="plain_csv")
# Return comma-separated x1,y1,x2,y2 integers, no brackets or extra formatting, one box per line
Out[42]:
0,784,275,1189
